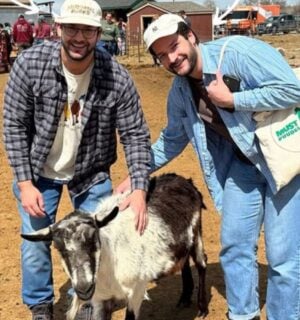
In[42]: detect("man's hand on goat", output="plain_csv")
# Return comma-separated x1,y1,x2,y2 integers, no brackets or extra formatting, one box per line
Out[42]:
119,189,148,235
114,175,131,194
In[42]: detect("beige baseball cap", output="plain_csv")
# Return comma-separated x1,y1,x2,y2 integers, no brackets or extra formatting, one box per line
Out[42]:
144,14,185,50
55,0,102,27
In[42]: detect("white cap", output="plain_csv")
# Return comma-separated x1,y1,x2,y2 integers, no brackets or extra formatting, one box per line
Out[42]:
144,14,185,50
55,0,102,27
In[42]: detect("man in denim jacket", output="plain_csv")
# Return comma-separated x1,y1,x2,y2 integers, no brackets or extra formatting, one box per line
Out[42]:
118,14,300,320
3,0,151,319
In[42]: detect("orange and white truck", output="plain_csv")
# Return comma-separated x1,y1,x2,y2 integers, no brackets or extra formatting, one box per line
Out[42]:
224,4,280,35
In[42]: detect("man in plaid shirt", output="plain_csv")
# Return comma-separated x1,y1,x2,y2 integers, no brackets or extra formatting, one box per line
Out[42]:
3,0,151,319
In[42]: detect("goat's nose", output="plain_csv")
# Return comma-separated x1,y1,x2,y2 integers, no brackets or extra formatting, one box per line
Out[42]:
75,283,95,301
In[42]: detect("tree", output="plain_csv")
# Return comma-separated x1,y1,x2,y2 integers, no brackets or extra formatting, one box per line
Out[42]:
243,0,261,5
273,0,287,7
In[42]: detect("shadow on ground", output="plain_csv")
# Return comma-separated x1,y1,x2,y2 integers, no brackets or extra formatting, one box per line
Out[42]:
53,262,267,320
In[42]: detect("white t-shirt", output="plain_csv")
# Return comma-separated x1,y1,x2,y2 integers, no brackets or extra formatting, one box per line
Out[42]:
41,62,94,181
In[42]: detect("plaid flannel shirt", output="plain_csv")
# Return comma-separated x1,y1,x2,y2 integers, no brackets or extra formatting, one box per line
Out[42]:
3,41,151,196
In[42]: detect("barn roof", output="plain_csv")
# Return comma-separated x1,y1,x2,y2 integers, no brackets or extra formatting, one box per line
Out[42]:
96,0,144,10
145,1,210,13
0,0,53,6
96,0,212,12
0,0,30,4
129,1,212,16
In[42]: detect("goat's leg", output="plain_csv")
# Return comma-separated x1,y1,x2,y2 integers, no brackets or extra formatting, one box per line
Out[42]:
124,282,147,320
191,233,208,318
124,309,135,320
93,299,113,320
177,257,194,308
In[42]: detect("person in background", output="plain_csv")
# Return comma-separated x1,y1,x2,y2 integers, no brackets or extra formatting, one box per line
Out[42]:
28,19,35,28
12,14,33,54
117,14,300,320
50,22,60,41
178,9,191,27
117,18,126,55
33,15,51,45
4,22,12,36
0,23,12,70
3,0,151,319
4,22,13,55
98,12,119,55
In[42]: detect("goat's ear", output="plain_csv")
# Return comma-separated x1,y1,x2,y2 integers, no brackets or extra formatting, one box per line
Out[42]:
21,227,52,242
95,207,119,228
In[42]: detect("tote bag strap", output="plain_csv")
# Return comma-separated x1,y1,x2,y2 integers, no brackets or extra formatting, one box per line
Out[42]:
217,36,243,71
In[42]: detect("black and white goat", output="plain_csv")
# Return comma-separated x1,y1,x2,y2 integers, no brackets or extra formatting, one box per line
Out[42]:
22,173,208,319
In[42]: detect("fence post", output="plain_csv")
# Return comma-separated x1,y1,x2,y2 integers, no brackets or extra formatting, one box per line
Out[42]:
137,27,141,63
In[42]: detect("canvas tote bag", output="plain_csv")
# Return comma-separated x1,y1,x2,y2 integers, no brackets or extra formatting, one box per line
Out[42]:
253,99,300,191
218,39,300,191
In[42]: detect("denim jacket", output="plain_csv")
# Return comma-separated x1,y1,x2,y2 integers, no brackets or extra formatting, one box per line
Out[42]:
151,36,300,212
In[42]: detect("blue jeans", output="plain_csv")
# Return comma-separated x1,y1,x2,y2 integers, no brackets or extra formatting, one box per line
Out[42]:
220,156,300,320
13,176,112,307
97,40,117,56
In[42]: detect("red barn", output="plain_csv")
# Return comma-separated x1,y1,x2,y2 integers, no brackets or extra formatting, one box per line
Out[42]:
127,1,214,43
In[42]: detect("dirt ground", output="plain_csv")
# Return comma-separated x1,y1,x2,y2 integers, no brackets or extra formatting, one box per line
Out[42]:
0,34,299,320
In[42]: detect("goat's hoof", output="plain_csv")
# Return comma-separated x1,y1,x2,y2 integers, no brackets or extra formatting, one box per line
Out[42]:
197,308,209,318
176,297,192,308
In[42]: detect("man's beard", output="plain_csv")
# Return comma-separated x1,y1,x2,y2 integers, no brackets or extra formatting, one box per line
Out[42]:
169,45,197,77
62,41,94,62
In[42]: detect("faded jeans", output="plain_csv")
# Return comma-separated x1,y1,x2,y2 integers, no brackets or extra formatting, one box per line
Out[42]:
13,176,112,307
220,155,300,320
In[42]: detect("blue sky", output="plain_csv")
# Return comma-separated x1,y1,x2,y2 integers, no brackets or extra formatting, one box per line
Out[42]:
49,0,299,15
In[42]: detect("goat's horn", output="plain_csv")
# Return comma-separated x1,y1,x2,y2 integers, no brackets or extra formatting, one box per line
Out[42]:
95,207,119,228
21,227,52,242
